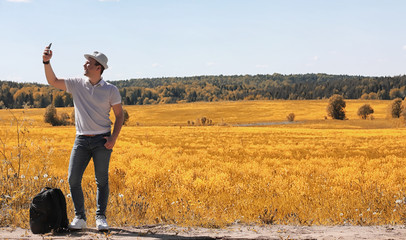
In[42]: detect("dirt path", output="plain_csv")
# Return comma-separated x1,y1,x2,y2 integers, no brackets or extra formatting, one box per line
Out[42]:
2,224,406,239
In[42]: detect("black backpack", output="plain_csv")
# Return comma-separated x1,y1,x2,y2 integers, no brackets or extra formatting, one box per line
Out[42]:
29,187,69,234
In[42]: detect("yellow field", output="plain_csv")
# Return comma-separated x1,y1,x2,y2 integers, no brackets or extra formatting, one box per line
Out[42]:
1,100,406,228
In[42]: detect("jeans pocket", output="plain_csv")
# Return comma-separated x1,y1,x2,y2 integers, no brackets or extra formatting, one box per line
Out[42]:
96,135,113,152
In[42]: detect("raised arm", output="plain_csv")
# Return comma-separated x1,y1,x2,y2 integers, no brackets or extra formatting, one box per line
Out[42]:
43,45,66,91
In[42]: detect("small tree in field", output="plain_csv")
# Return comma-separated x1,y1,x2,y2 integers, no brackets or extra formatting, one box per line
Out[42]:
390,98,403,118
44,104,61,126
327,94,346,120
71,109,75,123
123,108,129,125
357,104,374,119
59,112,71,126
286,113,295,122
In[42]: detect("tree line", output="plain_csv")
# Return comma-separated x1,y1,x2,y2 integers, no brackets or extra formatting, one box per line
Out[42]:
0,81,72,109
2,73,406,109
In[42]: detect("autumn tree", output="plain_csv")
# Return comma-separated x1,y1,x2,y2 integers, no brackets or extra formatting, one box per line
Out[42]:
357,104,374,119
44,105,72,126
123,108,129,125
327,94,346,120
59,112,71,125
390,98,403,118
389,87,406,100
53,93,64,107
44,104,60,126
286,113,295,122
71,109,75,123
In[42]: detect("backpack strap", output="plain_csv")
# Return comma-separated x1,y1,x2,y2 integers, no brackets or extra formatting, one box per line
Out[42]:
53,188,69,229
48,188,68,231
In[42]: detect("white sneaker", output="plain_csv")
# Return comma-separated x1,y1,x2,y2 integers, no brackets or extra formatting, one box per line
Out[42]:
68,217,87,230
96,216,109,231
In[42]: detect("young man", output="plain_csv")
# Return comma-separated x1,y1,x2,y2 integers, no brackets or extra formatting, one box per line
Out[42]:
42,46,124,231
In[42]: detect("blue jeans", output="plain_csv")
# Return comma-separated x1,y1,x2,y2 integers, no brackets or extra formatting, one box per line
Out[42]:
68,133,112,221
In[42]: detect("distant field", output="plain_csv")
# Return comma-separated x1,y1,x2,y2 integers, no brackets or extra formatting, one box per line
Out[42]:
0,99,397,126
1,100,406,228
119,99,394,126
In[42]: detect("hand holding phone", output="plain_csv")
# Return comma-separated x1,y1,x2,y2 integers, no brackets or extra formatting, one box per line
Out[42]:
43,43,53,63
45,43,52,55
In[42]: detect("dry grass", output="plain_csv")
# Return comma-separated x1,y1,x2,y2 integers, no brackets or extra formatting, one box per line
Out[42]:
1,100,406,228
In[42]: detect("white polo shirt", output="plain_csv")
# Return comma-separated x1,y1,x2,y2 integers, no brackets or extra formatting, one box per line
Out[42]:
65,78,122,135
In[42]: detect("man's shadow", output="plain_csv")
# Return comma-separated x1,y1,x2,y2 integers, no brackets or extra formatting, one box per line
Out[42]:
54,227,215,240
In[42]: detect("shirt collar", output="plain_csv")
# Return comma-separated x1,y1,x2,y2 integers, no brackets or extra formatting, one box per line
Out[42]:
98,78,106,86
87,77,106,87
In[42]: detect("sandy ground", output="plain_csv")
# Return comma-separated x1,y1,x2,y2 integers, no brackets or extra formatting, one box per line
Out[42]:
2,224,406,240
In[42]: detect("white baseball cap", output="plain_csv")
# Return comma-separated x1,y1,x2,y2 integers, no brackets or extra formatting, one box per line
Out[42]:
84,51,109,69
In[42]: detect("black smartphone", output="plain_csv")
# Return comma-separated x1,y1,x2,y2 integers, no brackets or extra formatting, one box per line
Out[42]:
46,43,52,55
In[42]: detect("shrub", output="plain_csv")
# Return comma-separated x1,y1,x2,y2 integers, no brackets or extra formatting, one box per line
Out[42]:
286,113,295,122
44,105,73,126
71,109,75,123
59,112,71,126
360,93,369,100
199,117,213,126
189,117,213,126
201,117,207,125
360,92,378,100
390,98,403,118
357,104,374,119
326,94,346,120
44,105,60,126
389,88,404,100
123,108,129,125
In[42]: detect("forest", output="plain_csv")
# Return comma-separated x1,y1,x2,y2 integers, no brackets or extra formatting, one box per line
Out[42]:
1,73,406,109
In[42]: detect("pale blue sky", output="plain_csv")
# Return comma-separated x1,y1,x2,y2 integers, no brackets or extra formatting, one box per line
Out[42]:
1,0,406,84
